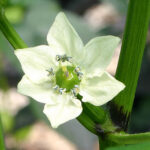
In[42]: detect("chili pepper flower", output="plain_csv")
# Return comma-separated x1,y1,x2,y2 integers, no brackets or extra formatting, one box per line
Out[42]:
15,12,125,128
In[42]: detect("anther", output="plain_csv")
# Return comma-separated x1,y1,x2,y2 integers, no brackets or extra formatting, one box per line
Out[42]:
77,72,83,80
61,54,67,62
53,85,66,94
53,85,59,91
56,55,61,61
59,88,64,94
47,68,54,76
66,56,72,63
56,54,72,63
74,67,80,73
71,85,79,96
74,67,83,80
74,85,79,88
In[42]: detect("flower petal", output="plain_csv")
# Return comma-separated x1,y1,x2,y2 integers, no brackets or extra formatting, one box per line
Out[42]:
18,75,56,104
47,12,84,64
43,95,82,128
80,72,125,106
15,45,57,83
81,36,120,74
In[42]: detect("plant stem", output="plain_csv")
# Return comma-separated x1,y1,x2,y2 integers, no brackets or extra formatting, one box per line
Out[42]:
107,132,150,145
0,115,5,150
110,0,150,130
77,112,97,134
99,137,108,150
99,137,117,150
0,7,27,49
82,102,106,124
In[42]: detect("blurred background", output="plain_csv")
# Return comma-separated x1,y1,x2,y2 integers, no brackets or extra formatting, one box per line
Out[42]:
0,0,150,149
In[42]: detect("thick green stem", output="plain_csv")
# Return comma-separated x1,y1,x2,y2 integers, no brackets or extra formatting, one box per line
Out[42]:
110,0,150,130
0,7,27,49
0,115,5,150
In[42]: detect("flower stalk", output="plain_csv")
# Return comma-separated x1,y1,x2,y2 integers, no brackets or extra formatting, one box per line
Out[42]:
77,112,97,134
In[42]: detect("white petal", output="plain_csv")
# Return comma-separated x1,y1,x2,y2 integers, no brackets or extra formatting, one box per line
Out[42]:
80,72,125,106
43,95,82,128
47,12,84,64
15,45,57,83
81,36,120,74
18,75,56,104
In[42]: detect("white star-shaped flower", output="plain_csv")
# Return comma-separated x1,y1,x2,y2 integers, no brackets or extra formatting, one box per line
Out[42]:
15,12,125,128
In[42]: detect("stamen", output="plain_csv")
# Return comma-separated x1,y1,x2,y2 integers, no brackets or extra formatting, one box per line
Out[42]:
71,85,80,96
77,72,83,80
56,55,61,61
74,67,83,80
61,54,67,62
47,68,54,76
66,56,72,63
56,54,72,63
59,88,64,94
53,85,59,91
53,85,66,94
74,85,79,88
74,66,80,73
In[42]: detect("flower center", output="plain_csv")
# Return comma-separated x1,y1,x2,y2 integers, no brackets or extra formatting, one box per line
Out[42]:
47,54,83,95
55,66,80,92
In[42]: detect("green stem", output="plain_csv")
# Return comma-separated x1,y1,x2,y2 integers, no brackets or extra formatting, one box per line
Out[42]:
82,102,106,124
77,112,97,135
0,115,5,150
99,137,108,150
110,0,150,130
99,137,117,150
107,132,150,145
0,7,27,49
77,96,117,135
77,95,109,135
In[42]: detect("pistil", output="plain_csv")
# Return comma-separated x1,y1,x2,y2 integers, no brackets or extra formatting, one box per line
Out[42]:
47,54,83,96
55,66,80,92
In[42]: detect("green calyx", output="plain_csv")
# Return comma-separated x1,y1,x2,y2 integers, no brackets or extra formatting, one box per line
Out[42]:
55,66,80,92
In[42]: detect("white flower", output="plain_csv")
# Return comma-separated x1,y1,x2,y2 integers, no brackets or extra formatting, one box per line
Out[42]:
15,12,125,128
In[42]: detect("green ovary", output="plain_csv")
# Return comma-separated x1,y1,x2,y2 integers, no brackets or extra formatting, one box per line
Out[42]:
55,66,80,92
